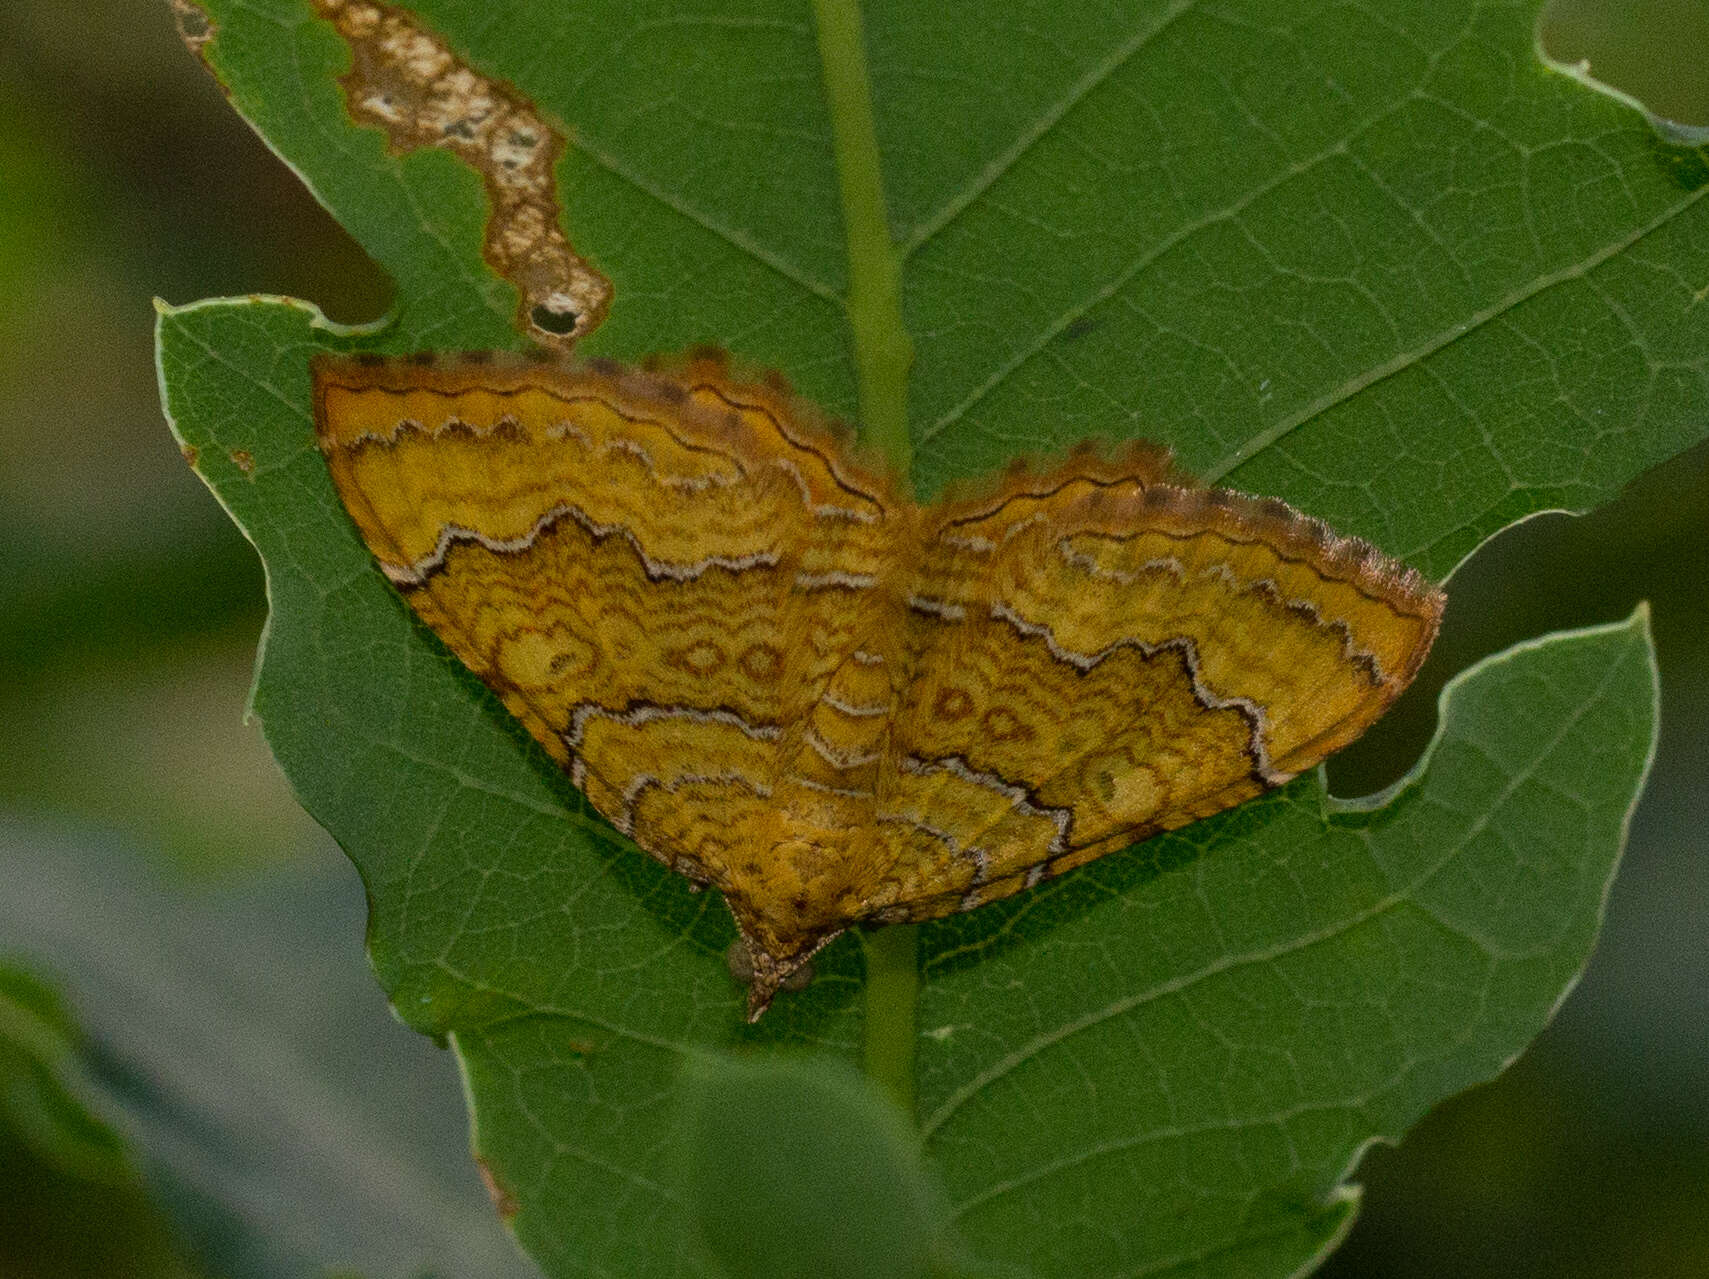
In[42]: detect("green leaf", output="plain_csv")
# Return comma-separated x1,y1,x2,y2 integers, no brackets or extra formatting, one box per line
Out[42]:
679,1055,956,1279
156,0,1686,1275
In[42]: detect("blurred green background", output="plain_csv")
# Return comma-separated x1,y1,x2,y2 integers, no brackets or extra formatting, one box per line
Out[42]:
1,1,1703,1275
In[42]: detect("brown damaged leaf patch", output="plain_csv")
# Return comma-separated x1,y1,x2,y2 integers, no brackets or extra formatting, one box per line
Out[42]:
310,0,613,347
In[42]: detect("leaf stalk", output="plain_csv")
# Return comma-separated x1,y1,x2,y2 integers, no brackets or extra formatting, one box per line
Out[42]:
813,0,920,1115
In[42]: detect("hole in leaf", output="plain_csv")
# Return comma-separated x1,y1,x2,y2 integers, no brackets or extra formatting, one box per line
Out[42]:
171,0,210,46
1328,437,1709,799
529,301,580,336
1539,0,1709,141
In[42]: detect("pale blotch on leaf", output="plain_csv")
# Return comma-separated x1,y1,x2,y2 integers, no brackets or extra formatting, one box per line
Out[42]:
309,0,613,345
171,0,212,54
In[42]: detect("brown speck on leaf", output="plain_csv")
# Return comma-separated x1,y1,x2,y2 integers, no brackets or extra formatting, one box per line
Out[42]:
307,0,611,347
180,444,200,468
474,1155,519,1222
229,449,255,474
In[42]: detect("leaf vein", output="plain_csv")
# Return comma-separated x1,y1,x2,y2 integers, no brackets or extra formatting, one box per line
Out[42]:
898,0,1196,258
1198,182,1709,484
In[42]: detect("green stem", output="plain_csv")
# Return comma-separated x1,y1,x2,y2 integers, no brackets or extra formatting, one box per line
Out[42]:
859,924,919,1115
813,0,914,483
813,0,919,1115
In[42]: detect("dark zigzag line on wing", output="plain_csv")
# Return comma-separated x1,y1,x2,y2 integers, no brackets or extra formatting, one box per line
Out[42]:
564,698,784,751
862,755,1076,925
1052,546,1390,687
683,380,887,513
560,701,786,838
986,600,1288,787
895,757,1280,925
324,380,890,516
1079,523,1431,615
901,589,1268,780
904,572,1387,691
327,387,733,462
330,408,881,526
873,622,1277,922
617,771,772,845
937,470,1165,530
397,505,887,596
392,499,781,588
875,811,993,912
936,515,1429,617
894,597,1284,852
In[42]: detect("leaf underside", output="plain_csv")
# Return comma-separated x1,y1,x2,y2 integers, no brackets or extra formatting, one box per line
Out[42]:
158,0,1690,1274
